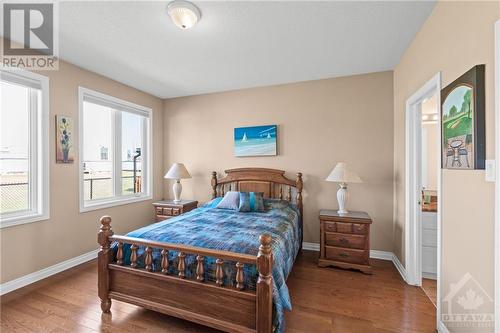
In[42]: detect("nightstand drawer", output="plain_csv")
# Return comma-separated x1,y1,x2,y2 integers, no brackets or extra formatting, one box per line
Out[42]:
336,222,354,233
153,200,198,222
325,246,367,264
352,223,368,234
325,232,365,250
324,221,337,232
323,221,368,234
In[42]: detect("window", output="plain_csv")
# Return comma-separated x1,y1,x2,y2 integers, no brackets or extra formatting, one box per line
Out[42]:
0,69,49,228
79,87,152,212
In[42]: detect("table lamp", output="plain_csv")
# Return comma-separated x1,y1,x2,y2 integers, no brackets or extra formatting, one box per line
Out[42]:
326,162,362,214
164,163,192,203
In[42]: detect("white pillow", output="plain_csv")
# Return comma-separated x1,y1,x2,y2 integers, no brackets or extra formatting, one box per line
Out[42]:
216,191,240,210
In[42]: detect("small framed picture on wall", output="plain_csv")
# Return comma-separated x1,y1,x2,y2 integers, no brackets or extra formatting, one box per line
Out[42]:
440,65,485,170
56,115,74,164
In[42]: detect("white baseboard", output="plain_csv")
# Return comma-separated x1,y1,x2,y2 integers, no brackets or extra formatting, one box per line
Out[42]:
302,242,407,282
302,242,320,251
437,320,449,333
422,271,437,280
391,252,408,283
0,249,99,296
370,249,393,261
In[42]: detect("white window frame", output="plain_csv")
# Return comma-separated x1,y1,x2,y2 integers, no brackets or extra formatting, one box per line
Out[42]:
0,68,50,228
78,87,153,212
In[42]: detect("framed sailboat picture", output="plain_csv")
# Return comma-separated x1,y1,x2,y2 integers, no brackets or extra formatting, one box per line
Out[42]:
234,125,277,157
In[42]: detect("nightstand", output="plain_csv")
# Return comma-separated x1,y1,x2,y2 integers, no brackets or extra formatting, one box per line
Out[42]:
153,200,198,221
318,210,372,274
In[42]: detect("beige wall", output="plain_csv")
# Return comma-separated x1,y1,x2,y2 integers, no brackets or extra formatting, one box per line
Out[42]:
393,1,499,329
163,71,395,251
0,59,164,283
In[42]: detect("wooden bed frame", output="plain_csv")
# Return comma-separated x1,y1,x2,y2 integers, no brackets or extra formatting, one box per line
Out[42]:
97,168,303,333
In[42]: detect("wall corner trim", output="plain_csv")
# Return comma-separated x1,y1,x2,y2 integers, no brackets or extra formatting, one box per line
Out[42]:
0,249,99,296
301,242,407,282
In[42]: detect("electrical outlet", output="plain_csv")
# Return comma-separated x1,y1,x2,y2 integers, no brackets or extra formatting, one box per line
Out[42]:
485,160,496,182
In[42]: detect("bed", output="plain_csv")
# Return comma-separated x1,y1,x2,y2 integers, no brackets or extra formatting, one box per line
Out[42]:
97,168,303,333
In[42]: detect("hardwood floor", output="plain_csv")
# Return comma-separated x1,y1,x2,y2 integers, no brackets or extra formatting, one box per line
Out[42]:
421,278,437,308
1,251,436,332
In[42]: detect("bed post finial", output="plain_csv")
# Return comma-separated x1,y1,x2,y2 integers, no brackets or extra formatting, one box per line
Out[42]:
296,173,303,251
98,216,113,248
98,216,114,313
256,234,273,333
211,171,218,199
296,172,303,210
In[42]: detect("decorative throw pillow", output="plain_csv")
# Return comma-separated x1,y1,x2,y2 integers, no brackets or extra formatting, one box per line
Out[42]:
238,192,265,212
238,192,251,212
215,191,240,210
252,192,265,212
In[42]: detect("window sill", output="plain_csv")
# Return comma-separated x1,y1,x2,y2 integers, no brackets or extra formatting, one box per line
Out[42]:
80,194,152,213
0,212,50,229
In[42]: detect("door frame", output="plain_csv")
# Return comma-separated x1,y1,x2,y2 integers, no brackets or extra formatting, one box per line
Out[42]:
494,19,499,333
405,72,442,324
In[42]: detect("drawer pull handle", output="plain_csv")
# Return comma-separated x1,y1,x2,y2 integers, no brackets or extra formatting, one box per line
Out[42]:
339,238,349,244
339,252,349,258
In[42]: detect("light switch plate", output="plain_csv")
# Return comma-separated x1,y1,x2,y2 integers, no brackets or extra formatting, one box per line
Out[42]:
485,159,496,182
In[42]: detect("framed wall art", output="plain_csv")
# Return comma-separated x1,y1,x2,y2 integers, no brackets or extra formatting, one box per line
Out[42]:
441,65,485,169
56,115,74,163
234,125,277,157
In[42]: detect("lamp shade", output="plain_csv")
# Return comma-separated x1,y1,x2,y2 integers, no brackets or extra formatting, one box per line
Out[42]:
164,163,191,180
326,162,362,183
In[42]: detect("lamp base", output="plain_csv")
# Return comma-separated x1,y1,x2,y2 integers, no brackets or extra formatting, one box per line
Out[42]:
173,180,182,203
337,184,349,215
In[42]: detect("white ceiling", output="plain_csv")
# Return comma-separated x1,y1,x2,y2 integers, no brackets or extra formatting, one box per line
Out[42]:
58,1,436,98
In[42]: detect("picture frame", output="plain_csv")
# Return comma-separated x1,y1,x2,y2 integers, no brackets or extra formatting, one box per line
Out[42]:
55,115,74,163
234,125,277,157
440,65,485,170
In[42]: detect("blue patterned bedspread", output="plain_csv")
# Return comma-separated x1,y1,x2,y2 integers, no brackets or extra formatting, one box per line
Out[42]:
115,198,301,332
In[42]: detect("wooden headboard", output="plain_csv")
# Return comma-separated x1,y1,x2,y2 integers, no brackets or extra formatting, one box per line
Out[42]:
211,168,303,242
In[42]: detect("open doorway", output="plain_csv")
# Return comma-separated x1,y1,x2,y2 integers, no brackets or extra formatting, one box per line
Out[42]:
405,73,442,327
420,94,439,307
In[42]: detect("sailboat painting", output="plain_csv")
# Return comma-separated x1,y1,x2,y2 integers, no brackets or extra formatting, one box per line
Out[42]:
234,125,277,157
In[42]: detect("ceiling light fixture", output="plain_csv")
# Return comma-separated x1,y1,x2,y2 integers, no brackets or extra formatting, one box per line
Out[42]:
167,0,201,30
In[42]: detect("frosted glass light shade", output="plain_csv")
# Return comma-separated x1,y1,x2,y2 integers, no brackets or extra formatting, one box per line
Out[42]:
167,0,201,30
164,163,192,180
326,162,362,184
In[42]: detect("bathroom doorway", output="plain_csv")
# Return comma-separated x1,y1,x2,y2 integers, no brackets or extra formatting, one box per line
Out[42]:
420,94,439,307
405,72,442,326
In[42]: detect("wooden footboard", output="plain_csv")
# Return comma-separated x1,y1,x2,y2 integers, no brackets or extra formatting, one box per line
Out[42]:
97,216,273,333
